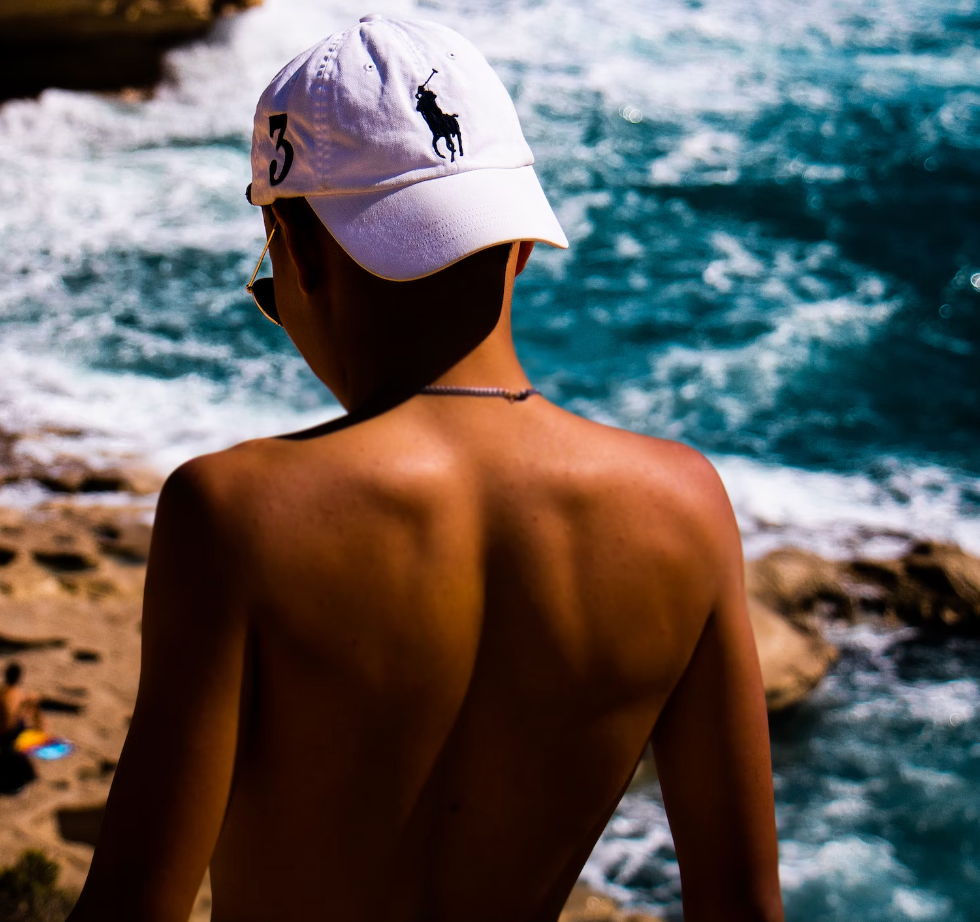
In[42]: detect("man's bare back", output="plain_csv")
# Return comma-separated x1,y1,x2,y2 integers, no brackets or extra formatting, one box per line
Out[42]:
212,397,736,919
73,390,780,922
68,18,782,920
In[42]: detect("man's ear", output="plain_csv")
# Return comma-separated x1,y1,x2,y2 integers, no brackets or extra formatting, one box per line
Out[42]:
270,199,324,295
515,240,535,276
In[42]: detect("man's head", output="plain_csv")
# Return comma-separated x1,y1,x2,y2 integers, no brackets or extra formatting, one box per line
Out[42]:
247,16,565,409
248,15,565,282
261,192,534,407
4,662,21,687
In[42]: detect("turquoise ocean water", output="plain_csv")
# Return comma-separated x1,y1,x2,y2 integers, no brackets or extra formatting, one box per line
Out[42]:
0,0,978,917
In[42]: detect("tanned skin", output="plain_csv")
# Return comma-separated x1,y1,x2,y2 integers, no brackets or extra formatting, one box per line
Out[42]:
68,198,784,922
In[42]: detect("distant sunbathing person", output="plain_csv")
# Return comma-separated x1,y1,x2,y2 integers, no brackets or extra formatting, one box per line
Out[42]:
0,662,43,794
69,16,784,922
0,662,44,743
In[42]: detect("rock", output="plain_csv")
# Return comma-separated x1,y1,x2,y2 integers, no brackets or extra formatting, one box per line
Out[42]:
0,428,163,496
0,633,66,654
748,598,838,711
560,884,664,922
746,540,980,653
56,805,104,848
0,0,262,100
846,541,980,634
33,460,157,496
0,505,148,602
746,547,852,629
92,518,153,565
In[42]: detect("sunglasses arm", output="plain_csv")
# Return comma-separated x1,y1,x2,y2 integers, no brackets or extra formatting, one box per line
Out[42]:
246,221,279,291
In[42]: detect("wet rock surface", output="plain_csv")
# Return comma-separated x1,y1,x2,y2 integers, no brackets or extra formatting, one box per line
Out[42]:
747,597,838,712
747,542,980,636
747,547,853,631
744,540,980,711
0,504,149,603
0,0,262,100
846,542,980,632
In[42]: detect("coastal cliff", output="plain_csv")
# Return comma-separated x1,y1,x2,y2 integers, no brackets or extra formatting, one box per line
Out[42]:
0,0,262,100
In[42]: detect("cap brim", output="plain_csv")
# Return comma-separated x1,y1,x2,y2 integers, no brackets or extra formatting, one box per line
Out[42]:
306,165,568,282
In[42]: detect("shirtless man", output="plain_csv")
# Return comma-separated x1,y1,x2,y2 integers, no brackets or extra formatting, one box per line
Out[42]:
68,16,784,922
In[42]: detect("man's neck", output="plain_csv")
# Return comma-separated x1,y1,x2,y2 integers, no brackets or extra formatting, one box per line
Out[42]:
338,254,528,414
341,316,530,418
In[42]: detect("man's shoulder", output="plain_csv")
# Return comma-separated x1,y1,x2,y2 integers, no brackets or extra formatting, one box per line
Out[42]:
160,440,271,514
155,439,295,543
631,433,731,521
169,426,361,485
157,431,373,534
559,415,739,570
150,439,328,599
561,411,730,518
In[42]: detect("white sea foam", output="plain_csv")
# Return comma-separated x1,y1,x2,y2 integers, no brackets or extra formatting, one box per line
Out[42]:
906,680,979,725
777,836,955,920
715,454,980,559
820,778,873,822
778,835,908,892
0,345,337,477
578,793,678,909
890,887,954,921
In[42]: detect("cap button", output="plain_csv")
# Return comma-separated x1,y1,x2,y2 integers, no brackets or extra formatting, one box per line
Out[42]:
359,13,385,22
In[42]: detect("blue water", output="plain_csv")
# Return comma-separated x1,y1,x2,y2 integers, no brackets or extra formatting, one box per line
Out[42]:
0,0,979,916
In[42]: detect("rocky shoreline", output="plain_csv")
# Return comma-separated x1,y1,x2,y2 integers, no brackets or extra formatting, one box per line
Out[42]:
0,426,164,497
1,479,978,918
0,0,262,101
747,540,980,710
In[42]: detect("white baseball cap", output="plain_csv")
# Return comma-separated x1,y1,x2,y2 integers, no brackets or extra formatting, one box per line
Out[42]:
248,14,568,281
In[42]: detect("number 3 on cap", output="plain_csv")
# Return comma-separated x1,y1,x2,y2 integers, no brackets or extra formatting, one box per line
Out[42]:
268,114,294,186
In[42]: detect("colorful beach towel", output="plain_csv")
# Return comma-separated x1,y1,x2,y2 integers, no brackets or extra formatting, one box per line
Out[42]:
14,730,74,761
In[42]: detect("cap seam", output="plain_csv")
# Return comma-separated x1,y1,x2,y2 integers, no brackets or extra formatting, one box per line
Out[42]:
384,20,429,79
315,28,355,193
424,205,519,247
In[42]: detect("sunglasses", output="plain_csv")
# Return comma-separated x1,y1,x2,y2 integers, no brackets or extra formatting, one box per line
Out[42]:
246,218,282,326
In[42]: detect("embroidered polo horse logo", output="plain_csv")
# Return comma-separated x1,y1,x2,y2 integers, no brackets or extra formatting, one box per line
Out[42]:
415,69,464,162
